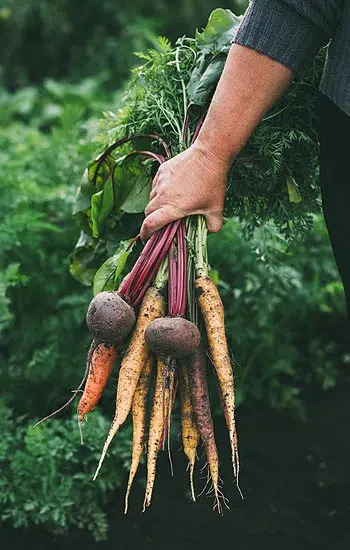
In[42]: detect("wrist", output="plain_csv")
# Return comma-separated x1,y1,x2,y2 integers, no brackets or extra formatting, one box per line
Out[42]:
192,138,233,173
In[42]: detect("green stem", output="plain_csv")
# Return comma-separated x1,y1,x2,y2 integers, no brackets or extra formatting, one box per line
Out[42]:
154,256,169,291
194,215,208,278
175,46,189,148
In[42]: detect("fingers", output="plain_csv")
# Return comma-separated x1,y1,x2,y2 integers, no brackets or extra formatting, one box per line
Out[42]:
148,170,161,202
140,207,180,242
204,212,223,233
144,195,161,216
149,186,158,201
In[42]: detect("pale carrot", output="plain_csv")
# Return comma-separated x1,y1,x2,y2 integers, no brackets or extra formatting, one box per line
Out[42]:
124,355,154,514
143,356,170,510
94,286,165,479
195,275,240,487
179,365,200,501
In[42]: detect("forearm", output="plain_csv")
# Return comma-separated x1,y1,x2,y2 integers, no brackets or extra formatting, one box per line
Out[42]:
195,43,293,165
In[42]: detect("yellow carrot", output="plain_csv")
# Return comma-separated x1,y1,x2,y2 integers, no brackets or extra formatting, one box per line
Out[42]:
179,366,200,501
124,355,154,514
143,356,170,510
94,287,165,479
195,275,240,488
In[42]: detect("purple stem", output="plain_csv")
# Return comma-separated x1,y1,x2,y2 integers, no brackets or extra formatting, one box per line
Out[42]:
118,231,160,300
131,222,180,306
168,221,187,317
182,111,190,145
191,111,207,145
93,133,171,186
125,150,166,165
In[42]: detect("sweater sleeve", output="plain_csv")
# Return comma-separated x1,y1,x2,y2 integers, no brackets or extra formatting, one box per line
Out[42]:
233,0,344,72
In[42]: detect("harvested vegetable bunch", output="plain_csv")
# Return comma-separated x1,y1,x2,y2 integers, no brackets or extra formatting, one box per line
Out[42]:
70,9,324,289
39,7,325,512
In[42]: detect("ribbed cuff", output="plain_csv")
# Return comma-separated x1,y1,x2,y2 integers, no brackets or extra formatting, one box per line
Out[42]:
232,0,325,73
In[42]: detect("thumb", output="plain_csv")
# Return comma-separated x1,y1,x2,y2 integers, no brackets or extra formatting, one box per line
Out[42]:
140,207,179,242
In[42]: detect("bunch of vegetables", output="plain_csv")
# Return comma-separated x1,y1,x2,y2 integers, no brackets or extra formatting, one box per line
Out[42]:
39,9,324,511
70,8,324,292
78,212,240,513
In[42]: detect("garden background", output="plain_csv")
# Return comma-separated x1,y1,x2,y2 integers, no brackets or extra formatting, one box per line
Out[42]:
1,1,349,548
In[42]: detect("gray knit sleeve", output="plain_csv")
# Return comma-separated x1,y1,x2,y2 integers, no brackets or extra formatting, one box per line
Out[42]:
233,0,344,72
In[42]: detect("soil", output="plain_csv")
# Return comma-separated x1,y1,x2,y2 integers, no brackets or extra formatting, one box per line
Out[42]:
3,379,350,550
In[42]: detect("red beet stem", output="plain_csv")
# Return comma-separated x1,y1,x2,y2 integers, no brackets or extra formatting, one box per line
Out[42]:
125,150,166,165
191,111,207,145
118,231,160,300
168,220,187,317
123,222,180,306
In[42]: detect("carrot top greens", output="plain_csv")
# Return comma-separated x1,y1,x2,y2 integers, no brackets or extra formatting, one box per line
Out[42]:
70,8,323,289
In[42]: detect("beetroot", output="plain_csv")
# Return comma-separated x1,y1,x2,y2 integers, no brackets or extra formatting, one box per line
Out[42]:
145,316,200,358
86,291,135,344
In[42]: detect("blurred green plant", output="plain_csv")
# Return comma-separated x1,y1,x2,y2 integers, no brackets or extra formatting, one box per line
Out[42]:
0,0,248,89
0,401,132,540
0,75,120,128
0,37,347,541
0,82,103,416
208,217,348,416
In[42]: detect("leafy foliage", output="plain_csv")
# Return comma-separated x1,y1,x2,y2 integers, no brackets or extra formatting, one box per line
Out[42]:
1,4,348,542
0,402,132,540
208,217,348,415
71,9,324,288
0,80,138,540
0,0,248,89
0,83,101,415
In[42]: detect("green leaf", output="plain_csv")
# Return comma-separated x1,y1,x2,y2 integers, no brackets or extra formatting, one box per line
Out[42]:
286,177,302,204
113,156,152,214
91,177,114,238
87,157,112,191
120,173,152,213
73,169,94,216
93,239,135,295
69,231,106,286
188,55,226,107
195,9,242,54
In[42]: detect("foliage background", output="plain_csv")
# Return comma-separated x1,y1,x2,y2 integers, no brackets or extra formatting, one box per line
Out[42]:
0,0,349,542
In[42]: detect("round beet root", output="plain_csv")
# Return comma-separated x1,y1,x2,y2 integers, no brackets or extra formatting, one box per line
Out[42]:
145,317,200,358
86,291,135,344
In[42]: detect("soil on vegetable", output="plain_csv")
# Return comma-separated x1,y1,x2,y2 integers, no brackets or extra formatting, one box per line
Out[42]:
4,378,350,550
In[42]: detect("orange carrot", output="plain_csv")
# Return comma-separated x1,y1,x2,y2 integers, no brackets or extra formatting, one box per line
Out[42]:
78,342,118,424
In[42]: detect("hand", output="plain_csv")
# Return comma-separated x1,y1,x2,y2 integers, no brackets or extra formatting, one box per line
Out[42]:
140,141,230,241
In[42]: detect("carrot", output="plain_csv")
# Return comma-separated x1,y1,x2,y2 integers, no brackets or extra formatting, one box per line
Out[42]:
143,356,170,510
186,344,223,512
94,286,165,479
179,365,200,501
161,363,176,477
160,359,176,451
33,340,96,428
124,355,154,514
78,342,118,424
195,275,240,488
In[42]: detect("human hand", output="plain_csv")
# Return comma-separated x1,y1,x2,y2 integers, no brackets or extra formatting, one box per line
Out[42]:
140,141,230,241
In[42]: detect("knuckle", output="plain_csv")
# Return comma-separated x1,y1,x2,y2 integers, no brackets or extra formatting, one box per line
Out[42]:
143,217,156,231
